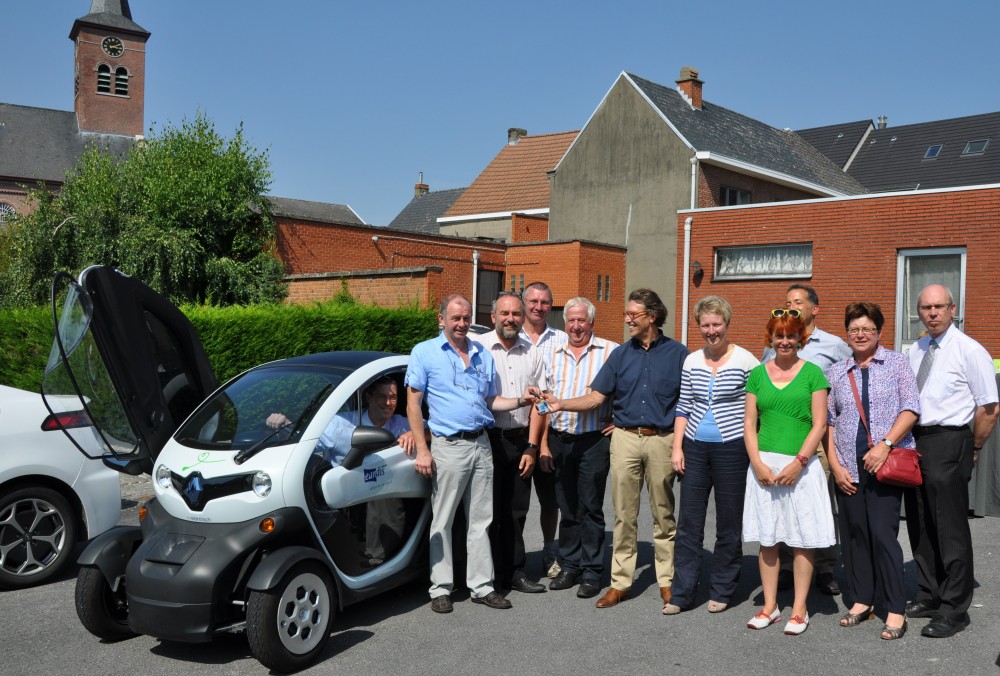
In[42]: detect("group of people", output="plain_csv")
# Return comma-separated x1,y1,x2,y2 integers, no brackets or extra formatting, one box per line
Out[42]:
400,280,998,641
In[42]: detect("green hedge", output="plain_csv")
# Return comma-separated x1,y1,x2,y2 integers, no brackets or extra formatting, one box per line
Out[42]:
0,302,439,391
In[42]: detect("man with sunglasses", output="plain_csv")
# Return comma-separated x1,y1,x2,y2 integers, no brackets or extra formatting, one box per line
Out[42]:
543,288,687,610
762,285,850,596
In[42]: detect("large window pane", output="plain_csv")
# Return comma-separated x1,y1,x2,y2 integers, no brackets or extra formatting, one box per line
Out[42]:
715,244,812,279
897,249,964,348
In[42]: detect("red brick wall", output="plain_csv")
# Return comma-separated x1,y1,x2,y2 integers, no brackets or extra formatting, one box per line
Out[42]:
74,26,146,136
675,187,1000,355
286,269,437,306
511,213,549,243
699,165,817,208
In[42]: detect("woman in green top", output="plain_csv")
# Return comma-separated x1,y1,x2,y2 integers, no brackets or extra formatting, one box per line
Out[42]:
743,310,834,636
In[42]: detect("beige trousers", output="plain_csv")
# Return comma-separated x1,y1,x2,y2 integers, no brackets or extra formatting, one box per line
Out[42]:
609,428,676,590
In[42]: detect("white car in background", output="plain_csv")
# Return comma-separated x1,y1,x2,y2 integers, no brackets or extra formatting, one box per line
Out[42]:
0,384,121,589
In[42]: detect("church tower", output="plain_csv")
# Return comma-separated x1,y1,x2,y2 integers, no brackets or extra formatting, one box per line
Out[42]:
69,0,150,137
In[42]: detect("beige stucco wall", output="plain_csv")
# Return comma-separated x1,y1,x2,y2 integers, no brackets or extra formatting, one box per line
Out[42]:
548,77,694,338
438,217,511,241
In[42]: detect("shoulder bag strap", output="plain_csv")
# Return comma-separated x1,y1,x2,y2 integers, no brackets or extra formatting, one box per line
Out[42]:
847,367,874,449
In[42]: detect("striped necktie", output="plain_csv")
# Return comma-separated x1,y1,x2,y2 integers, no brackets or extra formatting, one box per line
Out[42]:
916,338,938,392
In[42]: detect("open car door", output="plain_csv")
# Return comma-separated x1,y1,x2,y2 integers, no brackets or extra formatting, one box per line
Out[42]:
41,266,217,475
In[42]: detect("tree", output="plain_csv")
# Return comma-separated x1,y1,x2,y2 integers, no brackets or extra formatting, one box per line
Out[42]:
0,113,287,308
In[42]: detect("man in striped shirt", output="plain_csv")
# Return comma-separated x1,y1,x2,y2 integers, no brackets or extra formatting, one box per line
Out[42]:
534,297,618,599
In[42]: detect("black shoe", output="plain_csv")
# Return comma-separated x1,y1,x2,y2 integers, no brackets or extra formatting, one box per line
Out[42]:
921,614,968,638
905,600,939,619
471,591,513,609
814,571,841,595
430,595,453,614
777,569,793,591
577,579,601,598
510,571,546,594
549,570,581,590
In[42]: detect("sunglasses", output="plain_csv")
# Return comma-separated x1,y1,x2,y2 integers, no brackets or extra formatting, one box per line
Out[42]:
771,309,802,318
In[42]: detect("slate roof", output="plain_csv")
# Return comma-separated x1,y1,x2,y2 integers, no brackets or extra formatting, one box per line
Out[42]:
794,120,872,170
445,130,578,217
837,112,1000,192
0,103,135,183
624,73,867,196
267,196,365,225
70,0,149,38
388,187,466,234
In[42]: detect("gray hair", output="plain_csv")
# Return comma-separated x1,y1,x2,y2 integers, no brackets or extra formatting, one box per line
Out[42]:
563,297,596,323
492,291,524,314
439,294,471,316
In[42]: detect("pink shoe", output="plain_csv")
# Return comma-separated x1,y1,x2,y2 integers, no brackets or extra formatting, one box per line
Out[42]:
783,613,810,635
747,607,781,629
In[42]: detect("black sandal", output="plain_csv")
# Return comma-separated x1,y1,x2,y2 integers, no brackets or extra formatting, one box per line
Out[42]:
880,619,907,640
839,605,874,627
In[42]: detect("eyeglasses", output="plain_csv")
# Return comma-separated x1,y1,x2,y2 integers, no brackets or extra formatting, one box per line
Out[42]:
623,310,648,321
847,327,878,336
918,304,952,312
771,309,801,318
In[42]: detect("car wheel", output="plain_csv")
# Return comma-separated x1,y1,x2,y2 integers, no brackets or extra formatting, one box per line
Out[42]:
246,562,336,672
75,566,136,640
0,485,78,589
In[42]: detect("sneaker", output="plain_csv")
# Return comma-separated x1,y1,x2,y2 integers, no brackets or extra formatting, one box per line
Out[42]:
783,613,810,635
747,607,781,630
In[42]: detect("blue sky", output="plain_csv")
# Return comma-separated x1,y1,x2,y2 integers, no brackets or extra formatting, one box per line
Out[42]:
3,1,999,226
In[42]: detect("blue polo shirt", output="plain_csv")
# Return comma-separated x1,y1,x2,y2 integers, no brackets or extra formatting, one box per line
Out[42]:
405,334,499,437
590,333,688,429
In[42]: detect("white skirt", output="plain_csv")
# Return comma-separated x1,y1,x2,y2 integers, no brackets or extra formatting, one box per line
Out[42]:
742,451,835,549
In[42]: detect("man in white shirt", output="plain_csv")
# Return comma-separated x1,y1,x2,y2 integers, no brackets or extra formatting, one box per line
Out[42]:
904,284,999,638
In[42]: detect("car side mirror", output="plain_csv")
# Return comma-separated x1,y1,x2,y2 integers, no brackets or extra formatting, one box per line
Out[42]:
341,426,397,470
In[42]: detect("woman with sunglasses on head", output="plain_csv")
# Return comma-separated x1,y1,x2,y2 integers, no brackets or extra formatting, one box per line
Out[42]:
663,296,759,616
743,308,834,635
824,302,919,640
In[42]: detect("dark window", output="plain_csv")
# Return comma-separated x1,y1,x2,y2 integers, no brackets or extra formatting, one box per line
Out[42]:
924,144,943,159
962,139,989,155
114,67,129,96
596,275,602,300
720,186,751,206
603,275,610,301
97,64,111,93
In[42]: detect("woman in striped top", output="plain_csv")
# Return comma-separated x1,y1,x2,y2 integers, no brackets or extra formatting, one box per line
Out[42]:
664,296,759,615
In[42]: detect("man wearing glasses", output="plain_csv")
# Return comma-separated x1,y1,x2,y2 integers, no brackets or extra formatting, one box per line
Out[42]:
406,294,538,614
762,284,849,596
904,284,998,637
543,288,687,610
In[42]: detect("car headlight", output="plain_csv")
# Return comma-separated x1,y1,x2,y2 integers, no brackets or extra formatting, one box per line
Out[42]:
252,471,272,497
155,463,172,490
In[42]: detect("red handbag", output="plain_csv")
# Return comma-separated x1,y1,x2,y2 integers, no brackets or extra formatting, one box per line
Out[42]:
847,368,923,487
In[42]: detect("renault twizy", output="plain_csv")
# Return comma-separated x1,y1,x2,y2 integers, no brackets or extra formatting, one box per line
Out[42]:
42,266,431,672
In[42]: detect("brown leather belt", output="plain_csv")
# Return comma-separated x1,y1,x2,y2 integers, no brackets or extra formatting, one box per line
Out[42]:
621,426,672,437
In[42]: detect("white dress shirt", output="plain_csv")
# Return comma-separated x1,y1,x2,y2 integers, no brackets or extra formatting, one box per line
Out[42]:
909,324,998,427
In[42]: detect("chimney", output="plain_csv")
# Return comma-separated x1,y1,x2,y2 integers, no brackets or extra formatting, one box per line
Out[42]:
507,127,527,145
414,171,429,198
877,115,888,129
676,66,703,110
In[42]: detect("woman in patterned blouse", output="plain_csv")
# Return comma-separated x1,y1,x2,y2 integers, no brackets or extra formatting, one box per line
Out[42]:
825,302,920,640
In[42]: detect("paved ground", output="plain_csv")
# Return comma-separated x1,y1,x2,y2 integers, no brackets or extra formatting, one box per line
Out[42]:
2,473,998,675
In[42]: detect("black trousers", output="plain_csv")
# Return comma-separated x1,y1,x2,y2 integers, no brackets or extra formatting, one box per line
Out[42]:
836,464,905,614
549,430,611,582
487,428,532,587
904,426,975,619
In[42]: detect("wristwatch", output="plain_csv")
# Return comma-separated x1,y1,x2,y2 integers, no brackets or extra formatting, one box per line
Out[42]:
795,454,808,467
882,438,895,449
526,443,540,451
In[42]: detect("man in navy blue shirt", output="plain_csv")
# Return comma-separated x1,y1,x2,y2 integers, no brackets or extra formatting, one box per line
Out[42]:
545,288,687,610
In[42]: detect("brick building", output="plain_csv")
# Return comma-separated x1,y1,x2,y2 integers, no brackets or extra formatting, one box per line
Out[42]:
674,184,1000,357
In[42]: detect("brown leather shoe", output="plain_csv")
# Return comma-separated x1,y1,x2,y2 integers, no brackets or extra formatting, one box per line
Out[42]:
595,587,627,608
660,587,672,604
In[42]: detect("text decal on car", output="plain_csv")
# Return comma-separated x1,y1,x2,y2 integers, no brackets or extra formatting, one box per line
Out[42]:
362,456,391,492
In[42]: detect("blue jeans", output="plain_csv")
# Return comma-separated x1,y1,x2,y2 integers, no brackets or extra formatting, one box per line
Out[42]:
549,430,611,582
670,437,748,607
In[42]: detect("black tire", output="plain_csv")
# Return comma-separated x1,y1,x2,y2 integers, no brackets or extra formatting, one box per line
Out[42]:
75,566,136,640
0,485,78,589
246,561,336,672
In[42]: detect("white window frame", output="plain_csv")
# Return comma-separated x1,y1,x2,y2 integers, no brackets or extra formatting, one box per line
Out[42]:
894,247,966,351
714,243,812,280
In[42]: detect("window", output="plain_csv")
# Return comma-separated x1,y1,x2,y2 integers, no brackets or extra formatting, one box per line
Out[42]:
962,139,989,155
476,270,502,326
714,243,812,279
895,248,965,351
595,275,610,301
97,64,111,93
720,187,751,206
114,67,129,96
923,144,943,159
0,202,15,223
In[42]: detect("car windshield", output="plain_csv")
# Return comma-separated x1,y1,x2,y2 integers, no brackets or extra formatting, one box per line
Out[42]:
175,366,349,451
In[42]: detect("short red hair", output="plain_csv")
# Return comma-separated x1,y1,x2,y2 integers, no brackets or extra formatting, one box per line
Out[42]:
764,313,806,347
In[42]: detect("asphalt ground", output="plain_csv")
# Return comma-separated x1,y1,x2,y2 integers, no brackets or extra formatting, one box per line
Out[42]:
2,472,998,675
